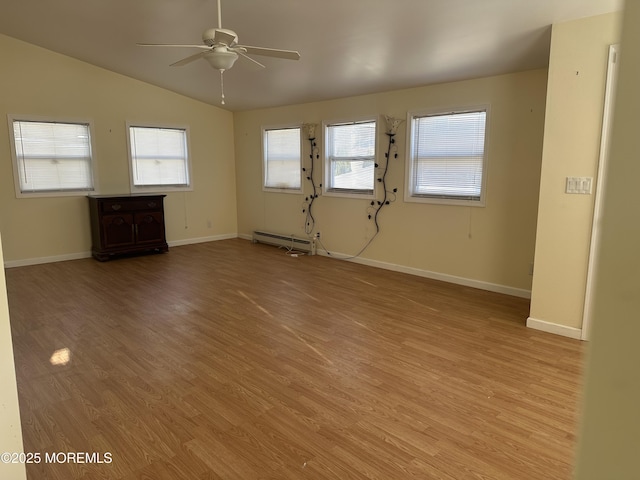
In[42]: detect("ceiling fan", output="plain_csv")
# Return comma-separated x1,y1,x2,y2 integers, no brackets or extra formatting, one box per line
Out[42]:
138,0,300,104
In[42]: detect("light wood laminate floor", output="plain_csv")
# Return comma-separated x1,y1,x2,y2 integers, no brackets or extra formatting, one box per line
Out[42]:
6,239,584,479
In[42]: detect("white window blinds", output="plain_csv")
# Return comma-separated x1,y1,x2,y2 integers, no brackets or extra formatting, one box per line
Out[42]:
12,120,94,193
264,127,301,190
409,110,487,201
326,120,376,193
128,126,190,187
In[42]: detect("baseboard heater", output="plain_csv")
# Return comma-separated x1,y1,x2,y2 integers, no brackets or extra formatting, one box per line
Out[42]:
252,231,316,255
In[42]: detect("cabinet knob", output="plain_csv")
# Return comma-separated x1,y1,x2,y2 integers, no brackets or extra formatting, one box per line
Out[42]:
111,204,121,211
148,202,157,208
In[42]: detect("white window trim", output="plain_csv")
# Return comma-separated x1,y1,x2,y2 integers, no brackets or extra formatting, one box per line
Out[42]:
261,123,303,194
126,121,194,193
404,104,490,207
7,114,99,198
322,116,378,199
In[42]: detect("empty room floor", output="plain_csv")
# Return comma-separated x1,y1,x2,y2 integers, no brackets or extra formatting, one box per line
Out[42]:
5,239,584,479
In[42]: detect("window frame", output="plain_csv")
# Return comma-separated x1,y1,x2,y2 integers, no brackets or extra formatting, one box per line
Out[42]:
261,123,303,194
126,121,193,193
322,116,378,199
7,114,98,198
405,105,490,207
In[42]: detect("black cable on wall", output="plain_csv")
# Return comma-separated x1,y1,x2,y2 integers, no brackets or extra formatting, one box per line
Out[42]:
319,115,404,260
301,124,320,235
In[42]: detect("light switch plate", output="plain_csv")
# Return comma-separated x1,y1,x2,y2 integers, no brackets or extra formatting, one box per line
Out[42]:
566,176,593,194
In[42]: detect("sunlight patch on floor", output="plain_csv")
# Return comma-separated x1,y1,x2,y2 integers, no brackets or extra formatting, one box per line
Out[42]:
279,324,334,365
50,347,71,366
237,290,273,318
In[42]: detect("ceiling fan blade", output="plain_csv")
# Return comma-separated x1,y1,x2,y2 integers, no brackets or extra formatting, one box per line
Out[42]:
170,51,209,67
236,51,266,68
214,29,237,46
137,43,210,49
237,45,300,60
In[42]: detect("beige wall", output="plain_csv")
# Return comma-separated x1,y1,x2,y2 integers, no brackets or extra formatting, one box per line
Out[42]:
0,34,238,264
530,13,621,331
0,234,26,480
575,2,640,477
235,69,548,294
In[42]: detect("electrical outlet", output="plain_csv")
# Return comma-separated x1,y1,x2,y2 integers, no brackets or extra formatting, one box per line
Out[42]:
316,232,321,239
207,220,212,228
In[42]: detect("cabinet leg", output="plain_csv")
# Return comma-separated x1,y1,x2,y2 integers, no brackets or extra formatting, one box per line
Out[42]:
93,252,110,262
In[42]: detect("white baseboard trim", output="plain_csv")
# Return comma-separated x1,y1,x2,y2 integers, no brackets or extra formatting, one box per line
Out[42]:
168,233,238,247
526,317,583,339
313,249,531,299
237,233,253,241
4,251,92,269
4,233,240,268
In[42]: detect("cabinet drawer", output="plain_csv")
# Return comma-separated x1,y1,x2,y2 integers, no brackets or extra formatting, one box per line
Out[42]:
100,198,162,213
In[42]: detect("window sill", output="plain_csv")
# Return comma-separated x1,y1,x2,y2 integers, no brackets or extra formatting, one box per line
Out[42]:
15,189,95,199
130,185,193,194
323,188,375,199
263,187,303,195
404,194,485,207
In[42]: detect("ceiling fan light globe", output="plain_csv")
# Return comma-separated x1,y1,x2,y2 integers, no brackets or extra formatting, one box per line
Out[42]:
205,51,238,70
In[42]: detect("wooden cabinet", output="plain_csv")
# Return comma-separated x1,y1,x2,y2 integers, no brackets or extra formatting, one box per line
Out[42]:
88,195,168,261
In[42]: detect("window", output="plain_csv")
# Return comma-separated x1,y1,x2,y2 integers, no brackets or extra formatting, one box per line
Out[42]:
324,119,376,196
127,124,191,191
262,126,302,192
8,116,96,197
406,106,489,206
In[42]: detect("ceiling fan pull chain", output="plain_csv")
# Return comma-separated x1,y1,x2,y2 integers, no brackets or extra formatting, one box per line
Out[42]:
220,69,226,105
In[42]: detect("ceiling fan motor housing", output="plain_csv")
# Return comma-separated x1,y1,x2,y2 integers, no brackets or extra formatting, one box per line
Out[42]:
203,28,237,46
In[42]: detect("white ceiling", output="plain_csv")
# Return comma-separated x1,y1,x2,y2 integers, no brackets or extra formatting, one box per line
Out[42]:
0,0,622,112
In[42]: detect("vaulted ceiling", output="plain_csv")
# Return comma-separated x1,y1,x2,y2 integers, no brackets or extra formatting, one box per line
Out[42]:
0,0,622,111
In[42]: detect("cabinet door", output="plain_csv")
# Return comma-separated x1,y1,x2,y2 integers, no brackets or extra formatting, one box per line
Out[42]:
102,214,135,248
134,212,165,245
